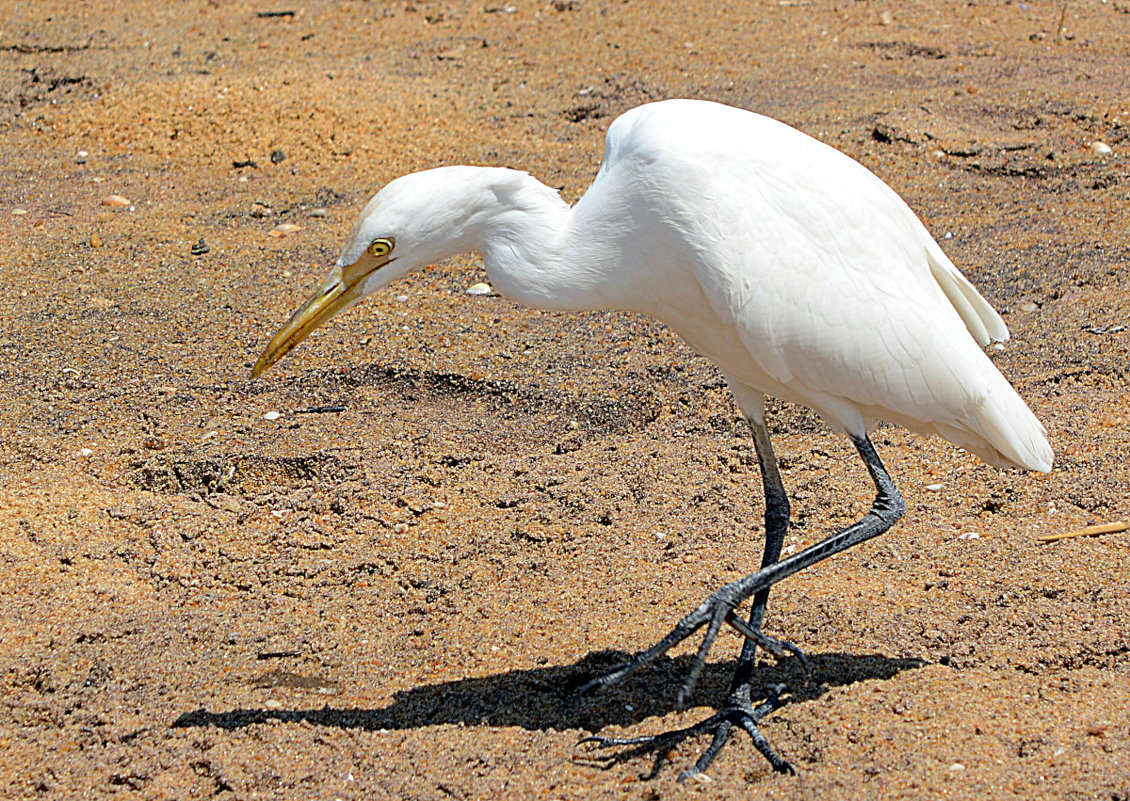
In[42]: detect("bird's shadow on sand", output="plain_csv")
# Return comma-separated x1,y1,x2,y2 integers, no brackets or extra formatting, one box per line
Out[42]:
172,650,925,736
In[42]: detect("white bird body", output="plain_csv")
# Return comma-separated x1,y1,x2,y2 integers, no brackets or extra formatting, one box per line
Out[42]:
575,100,1050,471
253,98,1053,777
325,99,1050,472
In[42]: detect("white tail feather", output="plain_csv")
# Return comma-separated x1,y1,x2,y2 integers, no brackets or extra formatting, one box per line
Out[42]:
932,376,1053,472
927,244,1009,346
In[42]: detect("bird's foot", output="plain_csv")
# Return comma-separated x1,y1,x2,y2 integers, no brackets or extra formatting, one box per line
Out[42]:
580,684,795,779
576,572,801,705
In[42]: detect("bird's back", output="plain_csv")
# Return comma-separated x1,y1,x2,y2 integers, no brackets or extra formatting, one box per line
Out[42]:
589,100,1051,472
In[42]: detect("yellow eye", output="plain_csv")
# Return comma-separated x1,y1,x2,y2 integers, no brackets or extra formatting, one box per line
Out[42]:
369,238,394,258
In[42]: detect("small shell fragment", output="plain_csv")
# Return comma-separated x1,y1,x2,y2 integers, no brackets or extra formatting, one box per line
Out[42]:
1090,141,1113,156
268,223,303,238
466,282,494,296
262,410,281,421
100,194,130,207
925,483,943,492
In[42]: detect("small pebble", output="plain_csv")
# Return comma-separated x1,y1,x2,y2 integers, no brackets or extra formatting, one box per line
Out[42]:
76,150,88,164
191,238,210,256
466,282,494,296
263,411,281,421
12,208,27,215
206,494,242,514
949,762,966,772
958,531,981,540
1019,301,1038,312
393,522,409,534
925,483,943,492
90,233,102,248
78,448,94,457
309,208,328,218
264,699,283,710
1090,141,1113,156
992,343,1005,351
100,194,130,207
271,509,288,519
879,9,893,25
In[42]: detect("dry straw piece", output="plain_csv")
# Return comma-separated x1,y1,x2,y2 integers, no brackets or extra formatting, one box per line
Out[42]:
1038,521,1128,544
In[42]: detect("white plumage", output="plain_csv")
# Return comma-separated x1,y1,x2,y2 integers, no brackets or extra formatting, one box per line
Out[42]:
259,99,1050,473
578,101,1050,471
252,98,1052,777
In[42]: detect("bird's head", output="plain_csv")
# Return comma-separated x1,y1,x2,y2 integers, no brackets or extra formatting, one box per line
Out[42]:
251,166,525,379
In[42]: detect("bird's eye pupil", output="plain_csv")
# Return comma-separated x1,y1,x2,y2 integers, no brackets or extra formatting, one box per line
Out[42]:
370,239,393,257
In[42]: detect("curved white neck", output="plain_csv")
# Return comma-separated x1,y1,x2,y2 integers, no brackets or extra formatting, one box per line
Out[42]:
475,171,644,314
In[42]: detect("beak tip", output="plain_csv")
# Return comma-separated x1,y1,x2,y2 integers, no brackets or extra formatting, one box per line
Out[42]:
250,356,270,380
251,267,353,383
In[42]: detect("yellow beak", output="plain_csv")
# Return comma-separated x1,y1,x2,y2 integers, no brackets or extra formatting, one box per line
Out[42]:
251,253,389,379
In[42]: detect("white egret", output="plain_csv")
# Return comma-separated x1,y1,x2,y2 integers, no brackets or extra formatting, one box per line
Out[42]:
252,99,1052,777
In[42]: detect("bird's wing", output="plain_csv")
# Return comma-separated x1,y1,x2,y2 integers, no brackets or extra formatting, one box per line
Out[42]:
607,101,1050,469
661,134,1013,443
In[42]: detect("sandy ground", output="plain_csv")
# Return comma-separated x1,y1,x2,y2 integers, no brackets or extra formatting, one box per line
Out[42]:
1,1,1128,798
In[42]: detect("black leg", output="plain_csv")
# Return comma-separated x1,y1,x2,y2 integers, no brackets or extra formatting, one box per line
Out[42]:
579,434,905,774
730,416,805,693
658,418,802,778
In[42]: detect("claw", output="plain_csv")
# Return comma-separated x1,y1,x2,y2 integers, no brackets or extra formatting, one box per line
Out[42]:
574,598,717,699
725,610,810,674
677,605,729,707
579,733,659,748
